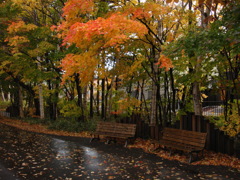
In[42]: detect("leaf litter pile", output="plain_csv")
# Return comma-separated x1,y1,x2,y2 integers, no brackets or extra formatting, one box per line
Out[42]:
0,117,239,179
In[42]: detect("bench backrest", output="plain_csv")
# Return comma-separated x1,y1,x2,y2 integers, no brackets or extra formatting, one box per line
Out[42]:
114,123,136,137
96,121,116,133
96,121,136,137
162,128,207,149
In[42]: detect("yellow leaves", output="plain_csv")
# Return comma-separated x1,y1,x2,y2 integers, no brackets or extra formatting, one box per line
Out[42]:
201,93,208,99
144,2,171,19
116,96,141,114
156,54,173,71
124,2,171,21
119,56,144,80
215,101,240,137
7,36,29,47
60,51,99,86
7,21,37,34
28,41,55,57
5,21,37,53
220,113,240,137
6,36,29,53
12,0,56,13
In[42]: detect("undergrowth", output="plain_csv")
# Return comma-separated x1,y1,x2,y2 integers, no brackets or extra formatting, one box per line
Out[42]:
22,116,98,133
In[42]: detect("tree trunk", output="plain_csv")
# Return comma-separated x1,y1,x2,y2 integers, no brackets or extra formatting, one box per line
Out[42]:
192,81,202,115
75,73,84,121
1,87,6,102
90,81,94,118
96,78,100,115
150,54,159,125
38,83,45,119
37,58,44,119
101,78,105,119
19,86,24,118
49,81,59,121
170,69,176,114
150,81,157,125
83,85,87,110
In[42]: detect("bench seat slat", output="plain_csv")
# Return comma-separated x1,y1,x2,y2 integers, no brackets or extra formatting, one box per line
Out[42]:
159,139,203,152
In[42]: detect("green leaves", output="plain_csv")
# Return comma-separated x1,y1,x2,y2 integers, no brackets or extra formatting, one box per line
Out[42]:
28,41,55,57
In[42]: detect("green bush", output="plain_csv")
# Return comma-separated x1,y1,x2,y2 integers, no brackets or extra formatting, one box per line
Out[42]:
48,118,97,133
48,118,80,132
0,101,11,109
23,117,51,125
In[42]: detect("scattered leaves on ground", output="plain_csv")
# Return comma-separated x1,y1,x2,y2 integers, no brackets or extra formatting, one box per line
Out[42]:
0,117,239,171
128,138,240,170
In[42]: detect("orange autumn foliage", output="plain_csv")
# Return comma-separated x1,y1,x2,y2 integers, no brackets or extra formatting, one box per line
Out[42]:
62,0,95,19
6,21,37,34
62,12,148,49
5,21,37,53
156,54,173,71
60,52,98,85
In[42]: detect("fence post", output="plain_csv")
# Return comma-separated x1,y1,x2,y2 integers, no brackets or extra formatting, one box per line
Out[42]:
180,116,183,130
206,120,211,150
150,125,155,139
192,115,196,131
197,115,201,132
235,138,240,158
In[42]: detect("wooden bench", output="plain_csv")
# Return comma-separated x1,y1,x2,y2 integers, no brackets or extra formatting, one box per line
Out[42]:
90,121,137,147
159,128,207,163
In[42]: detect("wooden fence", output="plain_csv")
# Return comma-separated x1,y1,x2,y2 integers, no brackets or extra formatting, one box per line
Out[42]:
0,111,10,118
119,114,239,158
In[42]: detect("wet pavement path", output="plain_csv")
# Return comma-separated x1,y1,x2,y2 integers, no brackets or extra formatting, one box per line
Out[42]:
0,123,239,180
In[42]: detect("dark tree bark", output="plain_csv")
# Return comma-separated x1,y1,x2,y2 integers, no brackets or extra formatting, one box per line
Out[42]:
75,73,84,121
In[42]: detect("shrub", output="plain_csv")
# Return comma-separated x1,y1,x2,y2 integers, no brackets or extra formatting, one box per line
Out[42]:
48,118,98,133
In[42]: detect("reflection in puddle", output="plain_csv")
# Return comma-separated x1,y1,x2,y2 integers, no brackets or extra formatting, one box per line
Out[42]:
52,138,71,160
50,139,103,172
82,146,98,157
82,146,102,171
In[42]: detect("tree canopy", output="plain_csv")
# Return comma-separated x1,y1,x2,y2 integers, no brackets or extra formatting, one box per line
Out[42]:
0,0,239,137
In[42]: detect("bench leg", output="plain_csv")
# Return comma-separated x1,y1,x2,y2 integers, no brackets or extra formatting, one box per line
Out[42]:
90,135,100,142
106,139,110,144
200,150,204,159
106,138,117,144
189,152,193,163
124,139,128,147
188,152,203,163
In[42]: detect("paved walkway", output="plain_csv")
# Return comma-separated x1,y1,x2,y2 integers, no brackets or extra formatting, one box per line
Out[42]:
0,123,239,180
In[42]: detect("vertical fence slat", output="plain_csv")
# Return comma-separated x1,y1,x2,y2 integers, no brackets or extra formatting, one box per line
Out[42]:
206,120,211,150
192,115,196,131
